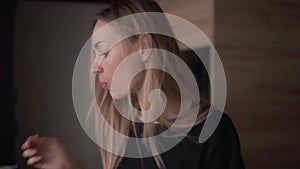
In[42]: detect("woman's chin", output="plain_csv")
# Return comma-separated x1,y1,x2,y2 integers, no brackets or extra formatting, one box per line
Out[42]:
110,90,128,100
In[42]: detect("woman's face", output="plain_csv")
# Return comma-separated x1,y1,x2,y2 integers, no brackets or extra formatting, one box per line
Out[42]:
92,20,143,99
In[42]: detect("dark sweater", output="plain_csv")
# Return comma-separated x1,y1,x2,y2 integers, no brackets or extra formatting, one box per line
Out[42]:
116,113,245,169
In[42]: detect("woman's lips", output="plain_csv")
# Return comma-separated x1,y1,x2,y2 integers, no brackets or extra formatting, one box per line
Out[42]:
100,82,109,89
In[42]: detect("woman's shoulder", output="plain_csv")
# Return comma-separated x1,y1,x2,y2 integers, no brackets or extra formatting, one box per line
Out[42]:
187,112,241,145
162,112,245,169
187,112,245,169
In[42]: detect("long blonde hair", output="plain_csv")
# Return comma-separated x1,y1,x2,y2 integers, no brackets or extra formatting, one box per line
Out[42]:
92,0,210,169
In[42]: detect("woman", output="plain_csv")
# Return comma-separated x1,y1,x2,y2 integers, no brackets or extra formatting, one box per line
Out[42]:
22,0,245,169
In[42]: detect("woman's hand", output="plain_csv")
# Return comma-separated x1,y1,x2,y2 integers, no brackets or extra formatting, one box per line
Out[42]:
21,134,83,169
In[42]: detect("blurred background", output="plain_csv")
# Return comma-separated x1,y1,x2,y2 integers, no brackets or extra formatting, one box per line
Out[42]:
1,0,300,168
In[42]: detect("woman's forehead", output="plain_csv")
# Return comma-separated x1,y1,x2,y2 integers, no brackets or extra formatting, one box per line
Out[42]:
92,20,117,47
91,19,138,48
92,20,106,34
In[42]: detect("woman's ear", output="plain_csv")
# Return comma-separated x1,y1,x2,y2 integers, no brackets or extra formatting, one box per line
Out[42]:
138,33,153,62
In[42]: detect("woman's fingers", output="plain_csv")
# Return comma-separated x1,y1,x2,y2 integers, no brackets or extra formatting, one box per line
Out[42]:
22,134,39,150
22,148,38,158
27,155,42,166
21,135,45,167
21,139,32,150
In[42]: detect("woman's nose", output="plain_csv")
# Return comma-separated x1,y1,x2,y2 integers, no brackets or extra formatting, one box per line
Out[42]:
96,64,103,74
92,60,103,74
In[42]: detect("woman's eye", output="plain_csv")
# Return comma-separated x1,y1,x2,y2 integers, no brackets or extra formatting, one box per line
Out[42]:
94,48,109,58
102,50,111,58
102,51,108,57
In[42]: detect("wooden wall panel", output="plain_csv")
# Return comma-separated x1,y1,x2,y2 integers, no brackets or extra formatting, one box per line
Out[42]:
215,0,300,168
159,0,214,43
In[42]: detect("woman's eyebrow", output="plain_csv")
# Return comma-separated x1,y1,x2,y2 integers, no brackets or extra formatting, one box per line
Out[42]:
93,41,106,49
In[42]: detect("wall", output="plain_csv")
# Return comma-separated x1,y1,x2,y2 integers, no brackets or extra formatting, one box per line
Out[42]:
161,0,300,168
215,0,300,168
14,1,103,169
160,0,214,43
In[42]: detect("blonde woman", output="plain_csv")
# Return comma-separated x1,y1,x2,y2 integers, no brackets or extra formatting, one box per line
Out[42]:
21,0,245,169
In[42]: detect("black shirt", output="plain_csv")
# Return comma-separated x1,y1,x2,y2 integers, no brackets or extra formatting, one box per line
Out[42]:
116,113,245,169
